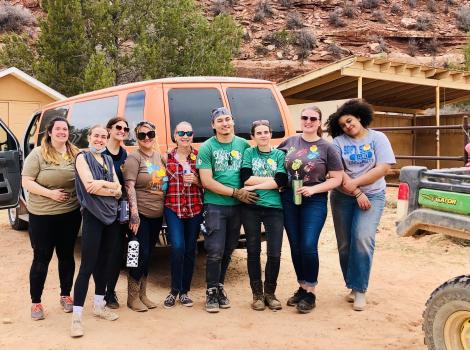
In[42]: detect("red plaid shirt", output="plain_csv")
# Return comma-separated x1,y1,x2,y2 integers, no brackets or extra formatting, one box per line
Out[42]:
164,148,203,219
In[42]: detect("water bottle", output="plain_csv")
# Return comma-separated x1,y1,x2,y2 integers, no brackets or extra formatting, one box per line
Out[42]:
126,238,139,267
183,164,192,187
118,200,129,223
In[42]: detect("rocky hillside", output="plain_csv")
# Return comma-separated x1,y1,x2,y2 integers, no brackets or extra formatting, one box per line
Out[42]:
7,0,470,82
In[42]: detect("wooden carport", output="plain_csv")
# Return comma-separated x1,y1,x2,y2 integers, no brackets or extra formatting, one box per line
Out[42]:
278,56,470,168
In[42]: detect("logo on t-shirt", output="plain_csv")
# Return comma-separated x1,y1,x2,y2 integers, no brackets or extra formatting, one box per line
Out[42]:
145,160,168,192
343,143,374,165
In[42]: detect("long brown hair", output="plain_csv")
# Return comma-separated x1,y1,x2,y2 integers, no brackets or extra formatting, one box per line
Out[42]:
41,117,79,164
301,106,323,137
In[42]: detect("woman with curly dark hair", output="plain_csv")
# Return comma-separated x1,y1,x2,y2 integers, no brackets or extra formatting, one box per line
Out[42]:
326,99,395,311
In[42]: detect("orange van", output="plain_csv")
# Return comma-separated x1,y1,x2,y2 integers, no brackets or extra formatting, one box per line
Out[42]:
0,77,294,244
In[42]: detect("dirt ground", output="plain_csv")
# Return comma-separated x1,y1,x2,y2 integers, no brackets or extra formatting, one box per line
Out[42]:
0,188,468,350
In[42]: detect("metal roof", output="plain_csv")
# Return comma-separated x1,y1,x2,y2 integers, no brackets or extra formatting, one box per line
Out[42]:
278,56,470,114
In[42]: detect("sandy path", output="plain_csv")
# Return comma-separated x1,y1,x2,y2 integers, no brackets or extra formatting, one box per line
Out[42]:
0,189,468,350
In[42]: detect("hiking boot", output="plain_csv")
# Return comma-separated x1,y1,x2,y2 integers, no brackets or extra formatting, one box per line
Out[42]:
60,296,73,313
127,275,147,312
92,304,119,321
287,287,307,306
139,277,157,309
31,303,45,321
205,287,219,313
70,313,84,338
217,284,230,309
345,290,355,303
105,291,120,309
297,292,316,314
164,291,177,309
353,292,366,311
250,281,265,311
264,282,282,311
179,293,194,307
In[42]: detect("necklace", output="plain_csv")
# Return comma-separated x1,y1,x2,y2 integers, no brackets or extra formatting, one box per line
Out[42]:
215,136,234,166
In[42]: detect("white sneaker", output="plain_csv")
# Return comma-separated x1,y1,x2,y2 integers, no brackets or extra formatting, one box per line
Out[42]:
70,314,84,338
353,292,366,311
345,290,355,303
92,304,119,321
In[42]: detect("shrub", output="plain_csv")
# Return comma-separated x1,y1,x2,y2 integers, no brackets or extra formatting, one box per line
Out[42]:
426,37,439,55
343,2,357,18
361,0,380,10
372,9,386,23
286,11,303,29
407,0,417,8
390,3,403,15
255,45,269,56
456,5,470,32
254,0,274,22
427,0,437,13
416,14,433,31
329,8,346,27
328,43,343,58
279,0,292,8
296,28,317,50
407,38,418,57
264,29,292,48
212,0,228,16
0,3,36,33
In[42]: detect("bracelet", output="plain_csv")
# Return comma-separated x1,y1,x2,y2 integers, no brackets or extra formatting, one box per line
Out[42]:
355,191,363,198
231,188,235,197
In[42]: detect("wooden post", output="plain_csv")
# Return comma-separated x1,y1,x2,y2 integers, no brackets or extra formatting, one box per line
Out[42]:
435,85,440,169
464,115,469,165
357,76,363,98
412,113,416,166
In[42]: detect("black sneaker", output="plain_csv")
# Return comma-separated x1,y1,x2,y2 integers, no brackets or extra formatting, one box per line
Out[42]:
164,290,178,309
205,287,219,313
105,291,119,309
179,293,194,307
217,284,230,309
286,287,307,306
296,292,316,314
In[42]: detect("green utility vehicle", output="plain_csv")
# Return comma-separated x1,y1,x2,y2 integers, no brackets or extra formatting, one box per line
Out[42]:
396,165,470,350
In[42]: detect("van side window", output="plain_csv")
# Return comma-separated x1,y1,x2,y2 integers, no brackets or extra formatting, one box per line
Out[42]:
169,88,223,143
124,91,145,146
69,96,119,148
226,88,285,139
37,107,69,146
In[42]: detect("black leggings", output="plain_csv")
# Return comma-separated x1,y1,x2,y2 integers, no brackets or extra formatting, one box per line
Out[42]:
29,209,81,303
73,208,120,307
106,224,128,294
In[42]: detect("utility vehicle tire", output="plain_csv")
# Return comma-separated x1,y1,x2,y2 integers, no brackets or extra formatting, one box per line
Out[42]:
423,275,470,350
8,207,28,231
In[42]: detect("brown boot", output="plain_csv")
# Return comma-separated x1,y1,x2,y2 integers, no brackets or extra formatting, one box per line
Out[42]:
250,280,265,311
127,275,148,312
264,282,282,310
139,277,157,309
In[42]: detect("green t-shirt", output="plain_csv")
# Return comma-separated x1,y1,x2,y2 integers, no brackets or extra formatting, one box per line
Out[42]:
196,135,249,206
241,147,286,209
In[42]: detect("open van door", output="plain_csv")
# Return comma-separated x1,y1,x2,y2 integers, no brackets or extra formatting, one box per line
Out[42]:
0,119,21,210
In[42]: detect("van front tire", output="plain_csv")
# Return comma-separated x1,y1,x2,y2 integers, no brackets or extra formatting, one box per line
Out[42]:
8,207,28,230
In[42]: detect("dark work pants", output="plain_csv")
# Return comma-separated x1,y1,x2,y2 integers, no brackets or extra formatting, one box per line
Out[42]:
241,205,284,286
203,204,241,289
105,223,128,294
29,209,81,303
73,208,120,307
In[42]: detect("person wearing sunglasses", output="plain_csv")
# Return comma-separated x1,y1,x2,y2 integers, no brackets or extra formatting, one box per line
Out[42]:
101,117,129,309
163,122,203,308
196,107,258,313
277,106,343,314
326,99,395,311
123,121,168,312
240,120,287,311
71,125,122,337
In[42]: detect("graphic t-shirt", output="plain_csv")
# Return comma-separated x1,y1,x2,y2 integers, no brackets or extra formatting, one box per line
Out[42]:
278,135,343,186
22,146,79,215
333,129,396,194
196,135,250,206
241,147,286,209
123,149,168,218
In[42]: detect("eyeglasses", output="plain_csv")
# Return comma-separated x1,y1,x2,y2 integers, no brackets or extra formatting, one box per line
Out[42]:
137,130,156,140
252,120,270,126
114,125,130,133
301,115,320,122
176,131,194,137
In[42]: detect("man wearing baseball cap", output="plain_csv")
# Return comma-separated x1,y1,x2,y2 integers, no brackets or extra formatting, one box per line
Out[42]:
197,107,258,313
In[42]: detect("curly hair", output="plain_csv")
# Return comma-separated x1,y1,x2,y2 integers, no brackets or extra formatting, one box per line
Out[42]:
325,99,374,138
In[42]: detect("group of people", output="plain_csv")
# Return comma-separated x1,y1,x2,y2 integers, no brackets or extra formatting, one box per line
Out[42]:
22,98,395,337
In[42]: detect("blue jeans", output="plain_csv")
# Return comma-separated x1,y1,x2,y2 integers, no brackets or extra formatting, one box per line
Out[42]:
330,190,386,293
164,208,203,294
281,189,328,287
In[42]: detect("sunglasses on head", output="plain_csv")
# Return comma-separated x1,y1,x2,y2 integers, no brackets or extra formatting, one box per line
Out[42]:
176,131,194,137
136,121,156,129
137,130,156,140
114,125,130,133
301,115,320,122
252,119,270,126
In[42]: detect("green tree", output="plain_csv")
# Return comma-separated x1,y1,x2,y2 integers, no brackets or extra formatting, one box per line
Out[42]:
82,51,116,92
0,33,36,75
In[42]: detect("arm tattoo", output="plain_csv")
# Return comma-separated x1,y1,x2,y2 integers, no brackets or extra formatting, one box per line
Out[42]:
125,180,138,216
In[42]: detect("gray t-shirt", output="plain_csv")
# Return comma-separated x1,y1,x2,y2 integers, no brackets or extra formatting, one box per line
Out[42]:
333,129,396,194
278,135,343,186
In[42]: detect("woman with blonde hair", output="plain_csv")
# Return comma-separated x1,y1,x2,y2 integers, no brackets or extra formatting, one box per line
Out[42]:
22,117,81,321
124,121,168,312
